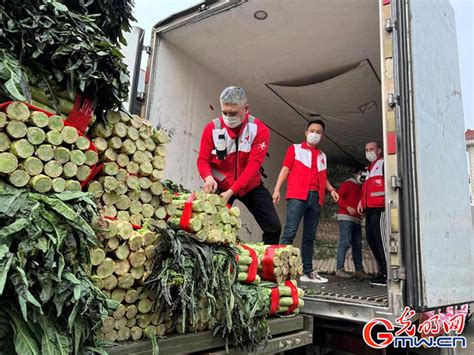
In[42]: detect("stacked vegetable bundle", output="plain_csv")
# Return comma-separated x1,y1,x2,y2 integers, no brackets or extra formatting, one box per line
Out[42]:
261,280,305,316
146,229,270,350
0,182,114,353
235,244,261,285
0,101,98,193
89,219,163,342
237,244,303,283
88,111,171,228
168,192,241,244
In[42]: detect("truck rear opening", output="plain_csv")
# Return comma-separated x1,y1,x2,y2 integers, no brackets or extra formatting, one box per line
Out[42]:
146,0,387,313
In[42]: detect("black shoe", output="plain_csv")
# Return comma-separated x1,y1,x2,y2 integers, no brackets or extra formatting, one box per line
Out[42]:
370,276,387,286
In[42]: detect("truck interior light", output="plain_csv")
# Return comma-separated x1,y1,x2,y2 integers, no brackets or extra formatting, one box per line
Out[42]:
254,10,268,20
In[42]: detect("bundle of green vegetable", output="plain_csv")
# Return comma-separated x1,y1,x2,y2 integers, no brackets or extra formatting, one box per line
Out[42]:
0,181,115,354
90,218,163,342
261,280,305,316
0,0,130,120
146,229,269,350
89,111,171,229
168,192,241,244
238,244,303,283
235,244,261,285
0,101,98,193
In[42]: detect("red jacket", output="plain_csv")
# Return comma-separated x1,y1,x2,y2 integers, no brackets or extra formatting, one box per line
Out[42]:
197,113,269,197
282,142,327,206
337,178,362,223
361,158,385,209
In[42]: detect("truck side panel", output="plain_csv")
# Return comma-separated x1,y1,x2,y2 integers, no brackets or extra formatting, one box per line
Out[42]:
407,0,473,308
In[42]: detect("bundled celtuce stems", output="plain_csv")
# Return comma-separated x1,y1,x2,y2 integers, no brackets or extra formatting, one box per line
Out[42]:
261,280,305,315
168,191,241,244
91,218,169,342
0,101,97,192
236,244,303,283
89,110,170,230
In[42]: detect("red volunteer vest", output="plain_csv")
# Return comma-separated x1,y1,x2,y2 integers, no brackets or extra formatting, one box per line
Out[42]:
362,158,385,209
285,143,327,206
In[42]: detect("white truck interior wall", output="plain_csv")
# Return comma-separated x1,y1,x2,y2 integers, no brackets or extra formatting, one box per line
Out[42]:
147,39,224,190
158,0,381,165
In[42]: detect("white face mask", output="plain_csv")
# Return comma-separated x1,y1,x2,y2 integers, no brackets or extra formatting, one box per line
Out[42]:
366,151,378,162
222,115,242,129
306,132,321,145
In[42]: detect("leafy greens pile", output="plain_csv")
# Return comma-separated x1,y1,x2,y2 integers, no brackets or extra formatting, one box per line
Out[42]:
0,0,134,121
147,229,270,351
0,182,116,354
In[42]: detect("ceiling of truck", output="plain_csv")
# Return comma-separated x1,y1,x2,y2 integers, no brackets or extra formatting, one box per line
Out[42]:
156,0,382,164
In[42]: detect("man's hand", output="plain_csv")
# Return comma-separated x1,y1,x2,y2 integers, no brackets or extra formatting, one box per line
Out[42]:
272,190,281,205
203,176,218,193
220,189,234,203
347,206,357,216
357,201,364,215
330,189,339,202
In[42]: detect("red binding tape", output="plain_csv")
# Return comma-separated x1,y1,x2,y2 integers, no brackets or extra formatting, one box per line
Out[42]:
269,287,280,315
240,244,258,283
262,245,286,281
285,280,299,315
179,192,196,232
104,216,141,230
65,94,94,134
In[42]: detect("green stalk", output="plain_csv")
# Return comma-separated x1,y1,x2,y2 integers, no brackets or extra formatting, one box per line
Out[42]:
30,174,53,193
6,120,28,139
9,170,30,187
27,127,46,145
48,115,65,131
35,144,54,161
6,101,30,121
24,157,43,175
10,139,34,158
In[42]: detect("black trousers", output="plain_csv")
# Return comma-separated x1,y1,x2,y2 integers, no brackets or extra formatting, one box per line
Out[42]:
365,208,387,276
229,184,282,244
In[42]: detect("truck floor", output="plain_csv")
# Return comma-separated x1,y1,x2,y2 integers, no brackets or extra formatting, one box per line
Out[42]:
300,275,388,307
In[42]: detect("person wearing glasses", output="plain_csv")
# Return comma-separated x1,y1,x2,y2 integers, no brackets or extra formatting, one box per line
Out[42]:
197,86,281,244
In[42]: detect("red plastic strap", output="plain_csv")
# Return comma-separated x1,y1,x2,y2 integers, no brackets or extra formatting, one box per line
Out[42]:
179,192,196,232
226,203,231,209
240,245,258,283
262,245,286,281
0,101,55,117
81,163,103,187
65,94,94,134
103,216,141,230
269,287,280,315
285,280,299,315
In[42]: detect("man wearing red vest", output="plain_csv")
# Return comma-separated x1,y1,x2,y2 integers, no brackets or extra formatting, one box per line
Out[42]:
273,120,339,283
357,141,387,286
197,86,281,244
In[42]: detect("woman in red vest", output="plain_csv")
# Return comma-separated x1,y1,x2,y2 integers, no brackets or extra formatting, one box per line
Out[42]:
273,120,339,283
335,165,369,280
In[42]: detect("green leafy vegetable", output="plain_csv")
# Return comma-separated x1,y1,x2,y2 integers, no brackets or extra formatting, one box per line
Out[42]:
0,182,115,354
0,0,131,121
147,229,269,351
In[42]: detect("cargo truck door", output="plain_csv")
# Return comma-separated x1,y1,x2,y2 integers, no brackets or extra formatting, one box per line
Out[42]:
394,0,474,310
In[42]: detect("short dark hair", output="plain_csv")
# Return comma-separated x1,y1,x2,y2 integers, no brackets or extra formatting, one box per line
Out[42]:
307,119,325,131
353,164,366,174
